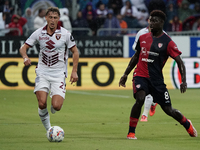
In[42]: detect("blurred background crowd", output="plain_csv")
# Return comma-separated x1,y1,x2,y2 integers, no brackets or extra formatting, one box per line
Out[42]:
0,0,200,37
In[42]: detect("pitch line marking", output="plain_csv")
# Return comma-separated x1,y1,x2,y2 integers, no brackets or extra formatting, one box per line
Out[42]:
67,91,130,98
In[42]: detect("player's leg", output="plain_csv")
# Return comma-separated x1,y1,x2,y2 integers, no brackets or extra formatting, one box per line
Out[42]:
127,90,146,139
130,90,146,118
161,105,197,137
152,86,197,137
51,95,64,113
156,86,197,137
149,102,157,116
36,90,51,131
140,94,153,122
34,75,51,131
50,76,66,114
127,77,149,139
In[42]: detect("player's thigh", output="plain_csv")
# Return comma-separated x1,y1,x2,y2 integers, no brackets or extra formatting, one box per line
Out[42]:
36,90,48,106
151,85,171,106
50,77,66,100
52,95,64,108
132,76,149,98
34,75,50,105
34,75,50,94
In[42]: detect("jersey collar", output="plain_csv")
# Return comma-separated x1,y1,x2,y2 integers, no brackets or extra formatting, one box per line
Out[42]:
41,25,61,34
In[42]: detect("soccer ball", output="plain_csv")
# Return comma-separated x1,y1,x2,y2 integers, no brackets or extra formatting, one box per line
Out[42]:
47,126,65,142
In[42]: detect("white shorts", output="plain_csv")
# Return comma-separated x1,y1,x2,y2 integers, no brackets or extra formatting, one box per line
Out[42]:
34,74,66,99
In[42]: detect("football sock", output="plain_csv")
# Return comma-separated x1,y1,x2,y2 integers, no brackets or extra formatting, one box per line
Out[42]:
128,117,139,133
51,105,57,114
179,115,190,130
142,95,153,117
38,107,51,131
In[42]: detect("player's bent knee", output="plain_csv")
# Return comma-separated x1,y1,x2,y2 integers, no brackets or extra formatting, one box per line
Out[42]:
52,95,64,111
135,97,145,107
38,101,47,109
161,105,173,116
172,109,181,116
52,104,62,111
135,91,145,106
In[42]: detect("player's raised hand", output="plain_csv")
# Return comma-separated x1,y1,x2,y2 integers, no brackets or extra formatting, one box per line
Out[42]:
70,71,78,84
23,57,31,66
119,74,128,87
180,82,187,93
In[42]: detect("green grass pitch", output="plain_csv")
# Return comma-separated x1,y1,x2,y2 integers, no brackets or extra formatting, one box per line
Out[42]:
0,89,199,150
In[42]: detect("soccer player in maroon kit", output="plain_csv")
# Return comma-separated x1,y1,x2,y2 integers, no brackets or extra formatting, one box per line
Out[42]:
20,7,79,133
119,10,197,139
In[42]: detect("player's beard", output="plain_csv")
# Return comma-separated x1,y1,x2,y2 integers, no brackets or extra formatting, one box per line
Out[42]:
49,23,56,30
49,26,55,30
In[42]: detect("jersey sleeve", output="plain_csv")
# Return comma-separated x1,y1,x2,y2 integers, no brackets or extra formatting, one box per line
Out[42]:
25,30,38,47
135,36,141,53
66,33,76,49
167,40,182,58
132,28,147,51
132,31,140,51
65,31,76,78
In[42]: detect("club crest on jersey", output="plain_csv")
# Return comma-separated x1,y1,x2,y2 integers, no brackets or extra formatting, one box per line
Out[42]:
55,34,61,40
136,84,141,88
158,43,163,48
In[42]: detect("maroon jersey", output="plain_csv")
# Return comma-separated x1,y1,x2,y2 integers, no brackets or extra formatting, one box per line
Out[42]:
134,32,182,84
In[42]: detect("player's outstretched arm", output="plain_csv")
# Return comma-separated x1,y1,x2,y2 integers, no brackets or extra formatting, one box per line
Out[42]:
19,44,31,66
119,51,139,87
174,55,187,93
69,46,79,84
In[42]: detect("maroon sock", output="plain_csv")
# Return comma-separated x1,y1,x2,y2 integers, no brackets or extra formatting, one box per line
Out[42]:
179,116,190,130
128,117,139,133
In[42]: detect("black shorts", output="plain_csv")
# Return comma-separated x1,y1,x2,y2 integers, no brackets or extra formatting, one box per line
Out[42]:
132,76,171,106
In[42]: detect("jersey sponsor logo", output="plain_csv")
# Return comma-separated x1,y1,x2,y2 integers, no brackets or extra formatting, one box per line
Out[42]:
158,43,163,48
39,36,49,40
142,58,154,63
55,34,61,40
46,40,55,50
141,41,146,43
148,51,159,56
141,47,147,55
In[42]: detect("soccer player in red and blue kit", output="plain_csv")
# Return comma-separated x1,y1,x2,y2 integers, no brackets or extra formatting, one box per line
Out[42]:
119,10,197,139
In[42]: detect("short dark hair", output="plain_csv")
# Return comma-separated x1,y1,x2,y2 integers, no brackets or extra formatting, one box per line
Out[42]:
46,7,60,17
150,10,166,22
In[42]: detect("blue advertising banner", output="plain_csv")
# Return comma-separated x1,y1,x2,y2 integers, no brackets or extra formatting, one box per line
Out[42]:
190,37,200,57
129,37,135,57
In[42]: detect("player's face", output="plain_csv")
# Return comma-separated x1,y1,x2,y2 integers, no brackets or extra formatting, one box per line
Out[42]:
45,11,60,30
149,16,163,32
